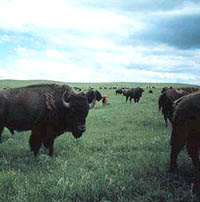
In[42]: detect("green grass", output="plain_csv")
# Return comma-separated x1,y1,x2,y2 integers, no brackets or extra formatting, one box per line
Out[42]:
0,80,199,202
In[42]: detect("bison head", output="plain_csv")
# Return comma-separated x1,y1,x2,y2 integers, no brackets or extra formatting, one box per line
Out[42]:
62,91,96,138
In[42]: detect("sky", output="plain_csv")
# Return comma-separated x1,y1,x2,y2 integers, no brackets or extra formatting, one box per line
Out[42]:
0,0,200,85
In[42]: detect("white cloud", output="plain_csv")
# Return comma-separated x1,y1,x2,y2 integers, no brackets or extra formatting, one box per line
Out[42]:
0,40,197,85
0,0,144,36
0,51,199,85
0,0,199,85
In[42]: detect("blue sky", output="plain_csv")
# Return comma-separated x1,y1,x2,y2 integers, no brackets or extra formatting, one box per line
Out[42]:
0,0,199,84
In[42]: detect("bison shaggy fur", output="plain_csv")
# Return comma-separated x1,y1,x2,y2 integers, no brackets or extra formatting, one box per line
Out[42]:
169,92,200,180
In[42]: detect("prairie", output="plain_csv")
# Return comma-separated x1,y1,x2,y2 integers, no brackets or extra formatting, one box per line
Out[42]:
0,80,199,202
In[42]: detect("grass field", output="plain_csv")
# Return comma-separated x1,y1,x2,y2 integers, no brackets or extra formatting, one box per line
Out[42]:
0,80,199,202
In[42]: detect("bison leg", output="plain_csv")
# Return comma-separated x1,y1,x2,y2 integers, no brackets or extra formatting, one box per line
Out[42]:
168,128,186,172
126,96,128,102
169,143,184,172
41,126,56,156
163,113,168,127
0,126,4,143
187,140,200,180
42,136,55,157
29,130,42,156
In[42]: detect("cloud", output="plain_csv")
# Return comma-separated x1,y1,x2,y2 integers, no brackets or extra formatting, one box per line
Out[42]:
0,0,142,37
128,1,200,49
0,0,199,85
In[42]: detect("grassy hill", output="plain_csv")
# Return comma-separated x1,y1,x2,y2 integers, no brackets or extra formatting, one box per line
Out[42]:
0,80,199,202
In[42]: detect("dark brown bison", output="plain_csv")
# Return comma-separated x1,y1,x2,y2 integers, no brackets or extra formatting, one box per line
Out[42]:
168,92,200,181
0,83,96,156
86,89,102,102
158,88,199,127
161,86,173,93
158,89,185,127
115,88,123,95
177,87,199,94
123,87,144,103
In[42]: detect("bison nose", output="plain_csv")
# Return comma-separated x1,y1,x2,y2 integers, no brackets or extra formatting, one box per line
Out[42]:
78,125,86,132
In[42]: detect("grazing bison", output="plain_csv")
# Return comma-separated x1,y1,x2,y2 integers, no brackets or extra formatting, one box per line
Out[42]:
0,83,96,156
115,88,123,95
168,92,200,180
86,89,102,102
123,87,144,103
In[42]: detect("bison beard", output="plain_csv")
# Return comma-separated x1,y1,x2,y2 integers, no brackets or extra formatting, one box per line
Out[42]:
0,83,95,156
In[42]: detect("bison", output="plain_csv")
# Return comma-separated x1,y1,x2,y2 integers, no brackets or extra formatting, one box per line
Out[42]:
168,92,200,180
115,88,123,95
161,86,173,93
86,89,102,102
123,87,144,103
158,88,199,127
158,89,185,127
86,89,110,106
102,96,109,106
0,83,96,156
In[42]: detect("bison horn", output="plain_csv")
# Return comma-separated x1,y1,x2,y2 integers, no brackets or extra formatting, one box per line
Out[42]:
62,91,70,108
89,95,96,109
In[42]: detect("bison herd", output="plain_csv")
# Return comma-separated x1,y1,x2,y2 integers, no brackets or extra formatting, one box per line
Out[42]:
0,83,200,185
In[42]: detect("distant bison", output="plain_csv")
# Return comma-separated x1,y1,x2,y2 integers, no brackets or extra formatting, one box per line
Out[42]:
168,92,200,179
161,86,173,93
86,89,102,102
115,88,123,95
0,83,96,156
123,87,144,103
102,96,109,106
177,87,199,94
